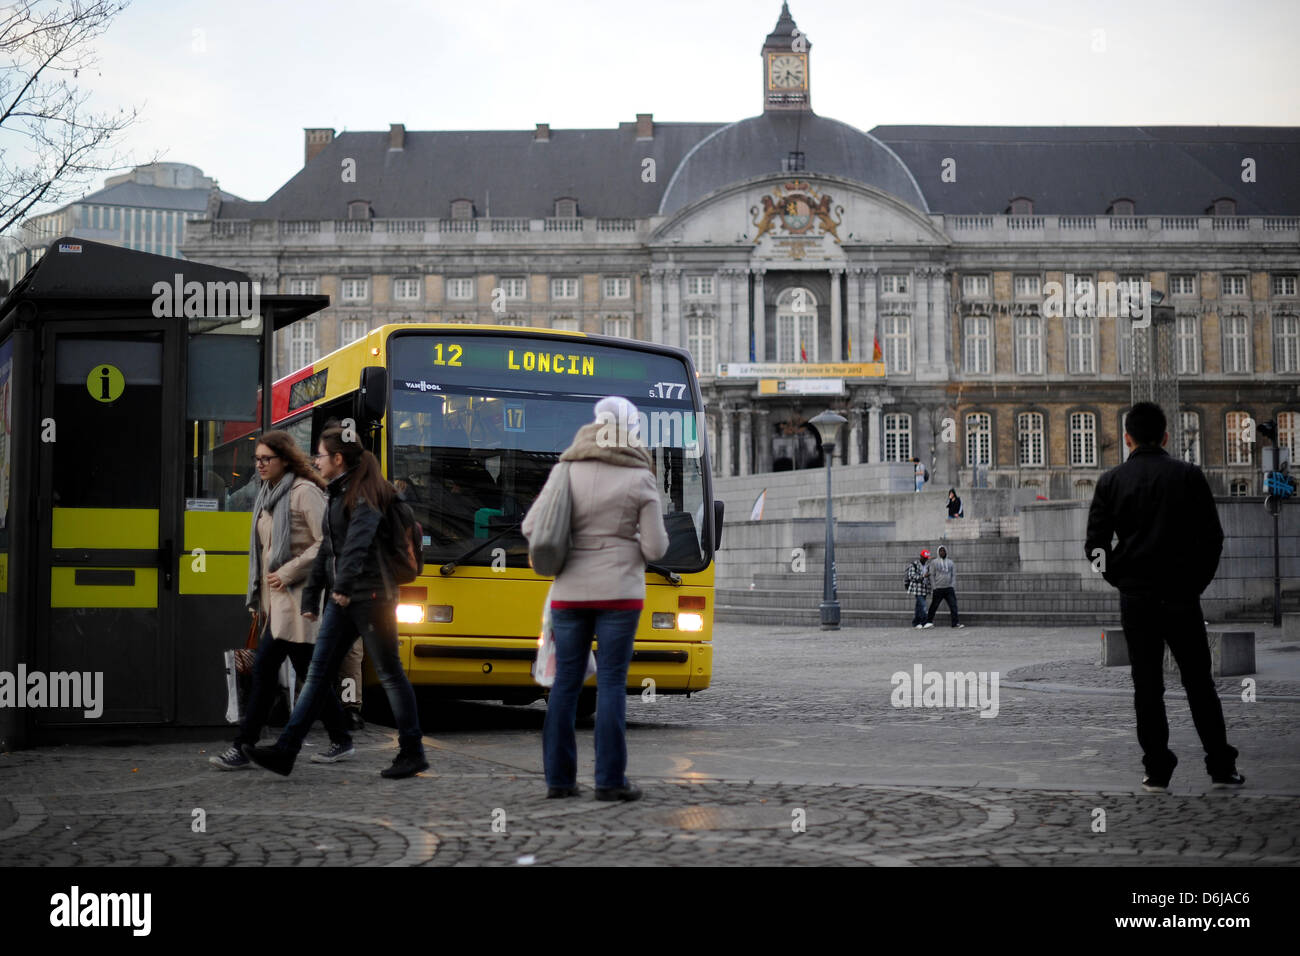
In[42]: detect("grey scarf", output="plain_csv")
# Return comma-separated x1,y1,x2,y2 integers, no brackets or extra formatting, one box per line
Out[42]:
246,474,295,608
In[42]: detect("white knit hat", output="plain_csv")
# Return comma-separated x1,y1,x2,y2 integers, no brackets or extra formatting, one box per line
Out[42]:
594,395,642,443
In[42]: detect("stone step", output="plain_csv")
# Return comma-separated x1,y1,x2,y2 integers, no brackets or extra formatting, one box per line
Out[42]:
716,588,1119,613
715,604,1122,628
749,572,1082,592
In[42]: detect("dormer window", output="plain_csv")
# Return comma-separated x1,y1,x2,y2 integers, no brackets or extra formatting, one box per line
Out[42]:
554,198,578,218
347,200,373,220
1208,197,1237,216
450,199,474,220
1008,197,1034,216
1107,198,1135,216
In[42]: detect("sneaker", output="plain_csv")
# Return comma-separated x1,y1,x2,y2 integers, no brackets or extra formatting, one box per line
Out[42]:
547,785,580,799
208,745,250,771
594,782,642,802
1211,771,1245,789
953,623,966,629
242,744,296,776
921,622,935,629
380,750,429,779
1141,776,1170,793
913,624,923,629
311,741,355,764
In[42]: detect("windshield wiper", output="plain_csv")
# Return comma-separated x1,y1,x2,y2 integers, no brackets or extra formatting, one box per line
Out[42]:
646,563,682,585
439,521,524,576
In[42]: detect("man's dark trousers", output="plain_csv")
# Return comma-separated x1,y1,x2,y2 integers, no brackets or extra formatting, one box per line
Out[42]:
1120,591,1238,780
926,588,959,626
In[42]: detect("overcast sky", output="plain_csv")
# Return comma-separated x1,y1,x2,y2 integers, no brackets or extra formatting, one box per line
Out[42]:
51,0,1300,205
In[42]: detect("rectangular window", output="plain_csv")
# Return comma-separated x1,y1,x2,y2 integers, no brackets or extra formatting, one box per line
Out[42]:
339,318,367,345
1272,275,1297,297
287,277,318,296
1275,315,1300,373
1225,411,1252,465
1169,273,1197,296
884,413,911,462
1278,411,1298,462
961,274,989,298
602,277,631,299
1013,275,1041,298
340,278,369,302
1221,274,1247,297
964,315,991,373
495,316,529,327
1180,410,1201,465
393,278,421,301
882,314,911,374
446,278,475,300
1014,316,1043,375
550,316,580,331
1067,316,1096,373
687,317,715,373
499,277,528,299
881,273,909,296
1117,316,1133,374
550,277,579,300
289,319,317,371
776,314,818,363
686,275,715,297
602,316,632,339
1222,314,1251,373
1017,412,1044,467
1175,315,1200,374
966,413,992,467
1070,412,1097,467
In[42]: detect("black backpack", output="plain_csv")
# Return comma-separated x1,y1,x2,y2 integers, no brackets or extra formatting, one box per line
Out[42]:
382,495,424,584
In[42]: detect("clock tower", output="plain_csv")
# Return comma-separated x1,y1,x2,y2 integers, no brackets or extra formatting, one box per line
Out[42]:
762,2,810,112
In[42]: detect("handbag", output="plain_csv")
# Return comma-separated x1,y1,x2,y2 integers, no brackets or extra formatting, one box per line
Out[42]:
223,611,263,724
526,462,572,577
235,611,263,675
532,584,597,688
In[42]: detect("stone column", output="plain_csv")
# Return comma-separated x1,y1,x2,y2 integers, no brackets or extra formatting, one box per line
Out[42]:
930,269,949,374
863,267,879,365
848,406,863,465
666,268,682,350
830,267,843,362
649,269,665,343
738,404,752,476
753,407,770,473
846,268,861,362
752,268,766,362
718,404,733,477
914,269,931,371
734,270,751,365
867,403,883,463
717,268,733,366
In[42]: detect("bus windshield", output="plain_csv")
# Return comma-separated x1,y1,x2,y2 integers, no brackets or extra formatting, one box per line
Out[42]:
388,332,709,572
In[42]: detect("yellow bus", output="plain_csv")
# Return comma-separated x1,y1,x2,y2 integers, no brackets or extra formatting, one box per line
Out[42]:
214,323,721,713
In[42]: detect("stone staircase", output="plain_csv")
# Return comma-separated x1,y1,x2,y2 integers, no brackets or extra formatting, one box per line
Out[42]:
716,537,1122,628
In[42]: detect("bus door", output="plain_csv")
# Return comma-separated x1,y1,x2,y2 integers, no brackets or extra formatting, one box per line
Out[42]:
33,324,180,725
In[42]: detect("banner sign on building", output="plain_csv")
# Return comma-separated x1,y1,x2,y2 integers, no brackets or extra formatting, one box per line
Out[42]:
758,378,844,395
717,362,884,379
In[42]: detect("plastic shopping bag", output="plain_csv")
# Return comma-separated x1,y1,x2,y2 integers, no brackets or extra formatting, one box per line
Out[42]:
532,586,596,687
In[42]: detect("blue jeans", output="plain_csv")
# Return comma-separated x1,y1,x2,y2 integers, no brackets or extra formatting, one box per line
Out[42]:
235,621,349,749
275,597,424,756
543,607,640,790
912,594,928,626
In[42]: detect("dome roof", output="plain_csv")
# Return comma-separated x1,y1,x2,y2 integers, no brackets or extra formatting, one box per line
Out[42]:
658,112,928,215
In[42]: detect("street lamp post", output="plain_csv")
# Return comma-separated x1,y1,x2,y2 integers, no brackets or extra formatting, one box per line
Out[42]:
810,410,847,630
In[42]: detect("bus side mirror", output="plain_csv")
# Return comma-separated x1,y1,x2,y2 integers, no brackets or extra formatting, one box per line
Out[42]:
713,500,725,550
359,366,387,423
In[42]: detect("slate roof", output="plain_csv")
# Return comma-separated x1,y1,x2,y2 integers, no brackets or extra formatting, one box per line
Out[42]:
217,121,1300,221
77,181,240,211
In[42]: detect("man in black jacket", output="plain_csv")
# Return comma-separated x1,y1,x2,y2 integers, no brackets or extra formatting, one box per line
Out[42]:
1085,402,1243,792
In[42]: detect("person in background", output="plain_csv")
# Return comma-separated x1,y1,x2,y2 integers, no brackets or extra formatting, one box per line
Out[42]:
924,545,964,629
1084,401,1242,793
523,396,668,802
244,426,427,779
912,457,927,493
946,488,963,519
906,549,932,628
210,431,347,769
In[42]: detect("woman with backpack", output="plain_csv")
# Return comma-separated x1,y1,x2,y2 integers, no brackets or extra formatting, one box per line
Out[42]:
244,426,428,779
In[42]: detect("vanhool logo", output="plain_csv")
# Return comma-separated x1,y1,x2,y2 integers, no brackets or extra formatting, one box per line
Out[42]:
49,886,151,936
151,272,260,322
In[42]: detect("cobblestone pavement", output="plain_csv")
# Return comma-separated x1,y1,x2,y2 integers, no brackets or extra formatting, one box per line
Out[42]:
1,623,1296,866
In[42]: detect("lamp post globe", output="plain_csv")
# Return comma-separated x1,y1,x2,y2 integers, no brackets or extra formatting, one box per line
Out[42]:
809,411,847,630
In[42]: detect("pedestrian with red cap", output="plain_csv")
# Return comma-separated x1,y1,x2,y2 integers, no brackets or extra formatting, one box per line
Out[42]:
905,549,932,628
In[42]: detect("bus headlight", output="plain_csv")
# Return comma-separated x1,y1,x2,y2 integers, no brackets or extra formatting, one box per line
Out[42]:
396,604,426,624
678,612,704,632
651,612,675,629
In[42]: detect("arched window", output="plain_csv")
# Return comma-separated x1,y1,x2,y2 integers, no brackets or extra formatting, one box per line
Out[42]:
1008,197,1034,215
347,199,372,220
1018,412,1044,466
776,287,818,362
1108,198,1135,216
1225,411,1252,466
966,413,993,467
1070,412,1098,467
1229,479,1250,497
884,413,912,462
1209,197,1237,217
554,198,578,218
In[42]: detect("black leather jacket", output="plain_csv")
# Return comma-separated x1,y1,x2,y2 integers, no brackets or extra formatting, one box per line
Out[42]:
1084,445,1224,597
302,469,393,611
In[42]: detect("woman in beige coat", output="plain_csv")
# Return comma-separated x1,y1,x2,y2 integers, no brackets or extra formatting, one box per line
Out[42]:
523,396,669,801
210,430,353,769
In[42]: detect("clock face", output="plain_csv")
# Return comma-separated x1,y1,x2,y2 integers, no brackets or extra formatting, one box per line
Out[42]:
768,53,807,89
